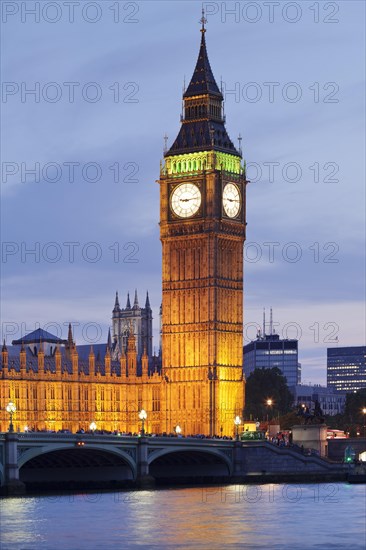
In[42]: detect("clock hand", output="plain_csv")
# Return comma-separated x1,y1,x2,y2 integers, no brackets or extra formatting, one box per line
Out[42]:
180,198,196,202
227,198,240,202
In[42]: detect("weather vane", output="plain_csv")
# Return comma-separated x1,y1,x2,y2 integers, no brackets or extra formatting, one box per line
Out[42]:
163,133,168,154
200,7,207,32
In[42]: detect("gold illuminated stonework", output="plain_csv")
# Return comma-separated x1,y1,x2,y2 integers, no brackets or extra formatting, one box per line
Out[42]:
0,340,162,435
159,164,247,436
0,23,247,438
158,22,247,436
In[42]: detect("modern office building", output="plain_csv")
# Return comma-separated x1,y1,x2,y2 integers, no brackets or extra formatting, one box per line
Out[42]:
244,311,301,386
289,384,346,416
327,346,366,392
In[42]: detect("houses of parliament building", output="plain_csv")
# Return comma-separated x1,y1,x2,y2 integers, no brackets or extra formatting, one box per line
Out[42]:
0,18,247,436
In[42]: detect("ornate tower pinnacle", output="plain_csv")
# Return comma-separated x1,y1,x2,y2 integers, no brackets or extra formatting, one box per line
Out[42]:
200,7,207,33
67,323,73,346
133,289,139,309
113,291,120,312
165,22,240,161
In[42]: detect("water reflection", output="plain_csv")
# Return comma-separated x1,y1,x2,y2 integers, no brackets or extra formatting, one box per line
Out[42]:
0,484,365,549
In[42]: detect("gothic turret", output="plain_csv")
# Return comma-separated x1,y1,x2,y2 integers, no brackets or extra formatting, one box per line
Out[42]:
113,291,121,313
20,341,26,373
105,346,111,377
126,292,131,309
120,346,127,377
88,345,95,373
142,345,149,376
126,322,137,375
133,289,139,309
38,341,45,372
65,323,74,360
145,291,151,310
2,340,8,370
55,345,62,375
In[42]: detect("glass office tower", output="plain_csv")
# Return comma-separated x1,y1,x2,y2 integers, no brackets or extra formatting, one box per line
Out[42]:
327,346,366,392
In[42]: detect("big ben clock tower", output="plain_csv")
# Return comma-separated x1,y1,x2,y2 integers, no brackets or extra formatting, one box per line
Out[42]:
159,16,247,436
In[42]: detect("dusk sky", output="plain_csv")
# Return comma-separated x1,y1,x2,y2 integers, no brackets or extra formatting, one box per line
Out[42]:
1,1,365,385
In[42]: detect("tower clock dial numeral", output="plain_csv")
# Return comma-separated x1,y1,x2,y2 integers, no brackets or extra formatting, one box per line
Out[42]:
223,183,241,218
171,183,201,218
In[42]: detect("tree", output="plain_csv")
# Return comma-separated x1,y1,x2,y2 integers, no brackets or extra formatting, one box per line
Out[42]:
322,389,366,437
344,388,366,424
245,367,294,420
278,411,300,430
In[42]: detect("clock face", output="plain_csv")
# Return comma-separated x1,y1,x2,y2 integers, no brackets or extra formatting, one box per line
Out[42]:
223,183,241,218
171,183,201,218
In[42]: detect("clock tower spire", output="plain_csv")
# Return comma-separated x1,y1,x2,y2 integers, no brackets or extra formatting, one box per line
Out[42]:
159,21,247,437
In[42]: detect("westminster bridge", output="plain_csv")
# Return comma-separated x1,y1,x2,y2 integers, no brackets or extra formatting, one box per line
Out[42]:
0,431,350,494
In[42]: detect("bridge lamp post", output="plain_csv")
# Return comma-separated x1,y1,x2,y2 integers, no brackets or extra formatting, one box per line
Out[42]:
266,399,273,439
89,421,97,435
6,401,16,433
139,409,147,436
234,416,241,441
175,425,182,437
362,408,366,439
266,398,273,421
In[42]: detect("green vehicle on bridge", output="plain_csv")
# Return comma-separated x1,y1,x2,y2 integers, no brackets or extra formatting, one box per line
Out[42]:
240,431,266,441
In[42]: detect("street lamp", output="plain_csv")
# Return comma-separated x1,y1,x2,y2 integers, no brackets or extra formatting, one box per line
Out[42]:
266,399,273,419
89,421,97,434
266,399,273,438
6,401,16,432
234,415,241,441
362,408,366,439
139,409,147,435
175,425,182,436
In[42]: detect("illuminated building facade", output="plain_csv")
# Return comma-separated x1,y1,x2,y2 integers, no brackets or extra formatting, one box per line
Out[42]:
327,346,366,392
289,384,346,415
0,327,162,434
0,21,246,436
159,18,247,435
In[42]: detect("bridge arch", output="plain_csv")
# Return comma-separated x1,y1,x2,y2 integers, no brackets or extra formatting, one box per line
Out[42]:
18,444,137,486
148,446,233,480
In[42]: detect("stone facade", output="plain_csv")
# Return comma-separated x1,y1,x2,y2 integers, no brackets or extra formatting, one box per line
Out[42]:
0,25,247,438
158,24,247,436
0,336,163,435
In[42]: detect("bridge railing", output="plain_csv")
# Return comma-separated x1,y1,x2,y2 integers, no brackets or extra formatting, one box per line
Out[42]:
0,432,236,445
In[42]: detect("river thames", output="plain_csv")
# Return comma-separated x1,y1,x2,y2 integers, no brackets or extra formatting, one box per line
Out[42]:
0,483,365,549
